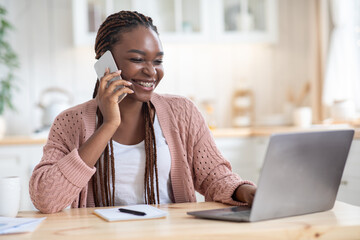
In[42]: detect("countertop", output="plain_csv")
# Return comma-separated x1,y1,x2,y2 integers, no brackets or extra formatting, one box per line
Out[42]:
0,136,47,145
211,124,360,138
0,125,359,145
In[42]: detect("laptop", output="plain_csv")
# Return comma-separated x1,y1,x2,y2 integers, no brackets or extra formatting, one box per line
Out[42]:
187,130,354,222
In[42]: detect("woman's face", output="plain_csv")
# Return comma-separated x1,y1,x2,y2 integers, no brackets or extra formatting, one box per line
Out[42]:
111,26,164,103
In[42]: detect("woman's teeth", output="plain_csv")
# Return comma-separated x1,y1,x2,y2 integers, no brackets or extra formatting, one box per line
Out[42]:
137,81,154,87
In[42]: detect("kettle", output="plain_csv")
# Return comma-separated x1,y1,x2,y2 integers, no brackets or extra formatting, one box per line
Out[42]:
38,87,73,128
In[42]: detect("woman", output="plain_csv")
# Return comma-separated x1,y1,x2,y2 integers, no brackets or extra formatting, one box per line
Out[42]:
29,11,256,213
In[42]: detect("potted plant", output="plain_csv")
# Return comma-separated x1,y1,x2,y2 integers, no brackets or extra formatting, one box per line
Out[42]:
0,5,19,138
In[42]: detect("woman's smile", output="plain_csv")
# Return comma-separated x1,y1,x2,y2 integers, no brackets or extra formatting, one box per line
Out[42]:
131,79,156,90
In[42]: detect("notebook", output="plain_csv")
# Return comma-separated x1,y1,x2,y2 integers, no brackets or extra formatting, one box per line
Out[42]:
94,204,167,221
0,217,46,235
187,130,354,222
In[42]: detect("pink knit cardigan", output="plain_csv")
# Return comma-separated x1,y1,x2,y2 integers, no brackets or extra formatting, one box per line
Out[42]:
29,93,253,213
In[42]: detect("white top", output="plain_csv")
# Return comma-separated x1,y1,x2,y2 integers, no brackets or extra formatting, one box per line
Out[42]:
112,114,174,205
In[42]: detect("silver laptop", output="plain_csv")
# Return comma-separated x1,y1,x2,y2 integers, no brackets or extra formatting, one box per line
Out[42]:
187,130,354,222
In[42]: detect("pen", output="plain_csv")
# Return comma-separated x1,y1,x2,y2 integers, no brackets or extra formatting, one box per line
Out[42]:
118,208,147,216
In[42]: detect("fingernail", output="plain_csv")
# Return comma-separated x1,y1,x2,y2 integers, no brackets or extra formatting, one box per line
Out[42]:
127,81,132,85
116,70,121,74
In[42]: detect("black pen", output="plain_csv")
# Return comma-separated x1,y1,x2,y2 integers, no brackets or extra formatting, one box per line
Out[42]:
118,208,147,216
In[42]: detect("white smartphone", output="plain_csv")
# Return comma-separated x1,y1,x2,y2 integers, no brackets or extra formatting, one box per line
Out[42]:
94,50,126,101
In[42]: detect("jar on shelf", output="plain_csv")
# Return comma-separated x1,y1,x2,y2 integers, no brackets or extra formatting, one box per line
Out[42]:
201,100,217,130
232,89,255,127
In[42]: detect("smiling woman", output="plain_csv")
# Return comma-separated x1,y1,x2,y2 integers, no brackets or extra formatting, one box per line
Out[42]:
29,10,256,214
109,28,164,103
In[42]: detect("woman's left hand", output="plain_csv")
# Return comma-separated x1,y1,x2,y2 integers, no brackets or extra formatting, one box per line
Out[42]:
234,184,257,206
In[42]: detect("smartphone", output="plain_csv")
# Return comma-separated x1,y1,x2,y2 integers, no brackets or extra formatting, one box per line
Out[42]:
94,50,126,101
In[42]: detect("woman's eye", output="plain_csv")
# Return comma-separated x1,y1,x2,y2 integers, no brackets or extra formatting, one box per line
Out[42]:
154,59,163,65
130,58,143,63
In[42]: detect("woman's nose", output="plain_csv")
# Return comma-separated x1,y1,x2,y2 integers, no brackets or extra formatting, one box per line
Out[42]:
142,62,156,77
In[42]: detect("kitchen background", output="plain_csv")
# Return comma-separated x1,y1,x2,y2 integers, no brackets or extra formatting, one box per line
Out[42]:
0,0,360,210
0,0,330,134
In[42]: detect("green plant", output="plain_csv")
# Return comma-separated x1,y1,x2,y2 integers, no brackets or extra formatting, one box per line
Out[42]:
0,5,19,115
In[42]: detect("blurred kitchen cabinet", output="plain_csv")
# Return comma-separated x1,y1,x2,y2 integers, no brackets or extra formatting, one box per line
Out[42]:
337,139,360,206
72,0,208,45
72,0,278,45
195,136,267,202
72,0,104,46
215,136,268,183
0,144,43,211
212,0,278,43
114,0,209,42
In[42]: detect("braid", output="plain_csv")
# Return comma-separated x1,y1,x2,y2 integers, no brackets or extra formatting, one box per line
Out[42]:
91,11,160,206
110,140,115,206
95,11,158,59
143,102,159,204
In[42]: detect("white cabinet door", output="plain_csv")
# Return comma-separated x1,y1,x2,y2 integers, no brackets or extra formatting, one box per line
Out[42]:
0,144,43,211
72,0,278,45
212,0,278,43
215,137,267,183
195,136,267,202
337,139,360,206
130,0,209,42
196,137,258,202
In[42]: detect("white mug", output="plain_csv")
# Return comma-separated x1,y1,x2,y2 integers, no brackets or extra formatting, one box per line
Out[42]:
0,176,21,217
293,107,312,127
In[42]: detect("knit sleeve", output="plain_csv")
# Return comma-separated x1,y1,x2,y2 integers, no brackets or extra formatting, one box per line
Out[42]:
188,102,255,206
29,109,96,213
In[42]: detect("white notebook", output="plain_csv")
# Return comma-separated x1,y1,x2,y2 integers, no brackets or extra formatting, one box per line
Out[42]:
93,205,167,221
0,217,46,235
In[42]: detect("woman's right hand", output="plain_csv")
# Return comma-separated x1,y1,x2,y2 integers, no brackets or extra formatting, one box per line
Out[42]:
95,68,133,129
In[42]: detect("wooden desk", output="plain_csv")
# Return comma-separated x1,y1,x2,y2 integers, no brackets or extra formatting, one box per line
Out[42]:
8,201,360,239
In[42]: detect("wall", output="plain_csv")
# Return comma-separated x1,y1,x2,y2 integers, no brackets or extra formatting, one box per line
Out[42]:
1,0,317,135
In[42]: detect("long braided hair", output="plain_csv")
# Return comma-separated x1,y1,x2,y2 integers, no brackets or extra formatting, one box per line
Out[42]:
92,11,160,206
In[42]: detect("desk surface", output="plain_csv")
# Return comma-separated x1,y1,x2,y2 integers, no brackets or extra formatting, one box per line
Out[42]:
9,201,360,240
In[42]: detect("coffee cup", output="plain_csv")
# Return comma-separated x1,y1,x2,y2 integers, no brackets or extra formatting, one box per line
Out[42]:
0,176,21,217
293,107,312,127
